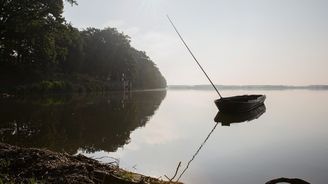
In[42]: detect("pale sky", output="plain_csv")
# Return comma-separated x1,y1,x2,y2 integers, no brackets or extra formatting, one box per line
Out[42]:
63,0,328,85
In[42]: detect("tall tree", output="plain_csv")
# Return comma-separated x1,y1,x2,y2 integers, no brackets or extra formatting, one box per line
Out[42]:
0,0,76,69
0,0,166,91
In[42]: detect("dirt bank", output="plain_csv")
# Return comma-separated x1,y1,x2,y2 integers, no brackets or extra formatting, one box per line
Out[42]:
0,143,180,184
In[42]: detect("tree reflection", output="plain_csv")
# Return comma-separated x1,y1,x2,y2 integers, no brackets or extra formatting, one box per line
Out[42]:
0,90,166,154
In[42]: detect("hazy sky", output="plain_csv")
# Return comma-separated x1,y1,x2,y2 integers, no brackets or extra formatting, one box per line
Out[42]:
64,0,328,85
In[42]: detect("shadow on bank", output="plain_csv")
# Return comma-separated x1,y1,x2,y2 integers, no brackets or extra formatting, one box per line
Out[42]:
0,90,166,154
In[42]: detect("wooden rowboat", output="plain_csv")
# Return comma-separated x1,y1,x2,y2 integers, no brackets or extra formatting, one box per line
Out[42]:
168,16,267,112
215,95,266,113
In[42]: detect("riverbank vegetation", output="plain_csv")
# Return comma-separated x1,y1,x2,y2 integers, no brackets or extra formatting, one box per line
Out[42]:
0,0,166,94
0,143,180,184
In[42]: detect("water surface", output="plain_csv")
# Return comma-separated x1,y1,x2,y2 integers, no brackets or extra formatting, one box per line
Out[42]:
1,89,328,184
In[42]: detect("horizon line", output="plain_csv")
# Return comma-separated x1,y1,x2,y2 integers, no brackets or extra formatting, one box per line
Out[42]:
168,84,328,86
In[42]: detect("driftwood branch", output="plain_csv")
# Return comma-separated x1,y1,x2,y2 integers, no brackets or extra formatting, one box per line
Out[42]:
165,161,182,182
164,175,170,180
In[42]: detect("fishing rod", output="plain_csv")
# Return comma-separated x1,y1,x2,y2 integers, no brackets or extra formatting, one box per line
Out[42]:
166,15,222,98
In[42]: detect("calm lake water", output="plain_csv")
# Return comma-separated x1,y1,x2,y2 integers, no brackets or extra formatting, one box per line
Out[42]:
1,89,328,184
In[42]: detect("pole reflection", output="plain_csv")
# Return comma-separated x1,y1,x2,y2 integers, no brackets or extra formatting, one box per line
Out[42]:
177,105,266,182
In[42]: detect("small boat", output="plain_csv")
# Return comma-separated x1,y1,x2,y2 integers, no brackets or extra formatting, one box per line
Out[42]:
215,95,266,113
214,104,266,126
167,16,267,112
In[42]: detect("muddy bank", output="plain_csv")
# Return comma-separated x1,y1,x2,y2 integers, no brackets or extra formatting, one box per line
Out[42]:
0,143,180,184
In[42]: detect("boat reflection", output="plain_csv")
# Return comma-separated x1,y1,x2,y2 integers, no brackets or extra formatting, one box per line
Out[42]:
214,104,266,126
176,105,266,182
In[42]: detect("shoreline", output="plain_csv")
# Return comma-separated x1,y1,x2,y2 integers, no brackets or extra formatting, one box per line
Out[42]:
0,143,181,184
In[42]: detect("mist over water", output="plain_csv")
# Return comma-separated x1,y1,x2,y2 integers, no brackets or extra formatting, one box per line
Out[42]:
1,89,328,183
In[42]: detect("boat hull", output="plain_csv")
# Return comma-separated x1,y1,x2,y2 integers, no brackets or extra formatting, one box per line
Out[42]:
215,95,266,113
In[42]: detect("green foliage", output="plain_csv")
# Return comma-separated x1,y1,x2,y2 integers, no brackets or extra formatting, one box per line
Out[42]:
39,80,68,91
0,158,45,183
0,159,10,167
0,159,11,183
0,0,166,93
66,0,78,6
78,27,166,89
0,0,65,66
28,178,45,184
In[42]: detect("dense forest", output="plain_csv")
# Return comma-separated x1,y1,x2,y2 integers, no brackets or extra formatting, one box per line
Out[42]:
0,0,167,93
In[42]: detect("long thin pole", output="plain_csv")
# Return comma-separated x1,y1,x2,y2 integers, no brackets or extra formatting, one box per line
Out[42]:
167,15,222,98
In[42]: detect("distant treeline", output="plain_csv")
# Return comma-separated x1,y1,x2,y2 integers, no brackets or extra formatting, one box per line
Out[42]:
0,0,166,94
169,85,328,90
